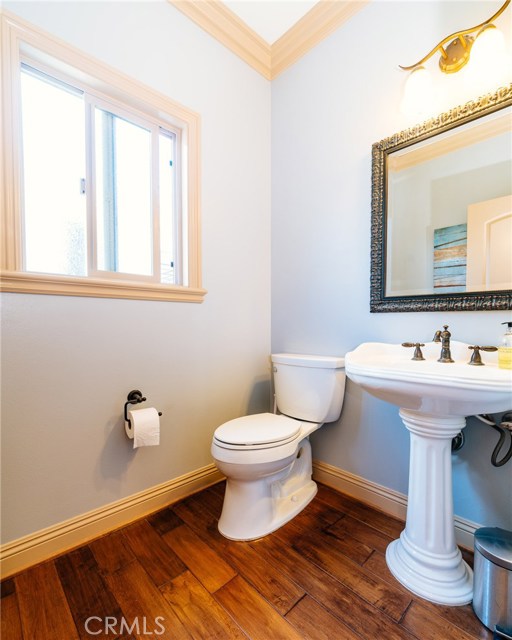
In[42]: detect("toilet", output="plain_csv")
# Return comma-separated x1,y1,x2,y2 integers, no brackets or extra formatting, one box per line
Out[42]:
211,353,346,540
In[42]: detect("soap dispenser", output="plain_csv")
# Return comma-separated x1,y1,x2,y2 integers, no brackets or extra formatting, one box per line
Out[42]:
498,321,512,370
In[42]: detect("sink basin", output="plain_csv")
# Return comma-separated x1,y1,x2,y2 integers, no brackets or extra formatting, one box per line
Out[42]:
345,340,512,607
345,340,511,416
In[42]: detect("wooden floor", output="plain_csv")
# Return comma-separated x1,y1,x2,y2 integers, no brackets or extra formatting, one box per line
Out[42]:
1,482,491,640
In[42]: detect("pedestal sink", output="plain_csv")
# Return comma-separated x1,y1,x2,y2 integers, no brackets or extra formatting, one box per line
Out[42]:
345,340,512,606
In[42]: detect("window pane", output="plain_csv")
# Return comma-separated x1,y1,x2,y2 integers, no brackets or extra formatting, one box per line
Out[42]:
95,108,152,276
159,130,176,284
21,67,87,276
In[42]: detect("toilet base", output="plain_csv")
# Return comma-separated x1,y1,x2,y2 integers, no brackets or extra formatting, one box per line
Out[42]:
218,479,317,541
215,437,317,541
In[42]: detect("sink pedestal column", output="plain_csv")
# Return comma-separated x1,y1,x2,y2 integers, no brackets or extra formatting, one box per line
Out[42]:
386,409,473,606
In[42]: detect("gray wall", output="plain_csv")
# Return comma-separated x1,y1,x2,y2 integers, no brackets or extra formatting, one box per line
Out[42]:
1,0,511,546
1,1,271,543
271,1,512,528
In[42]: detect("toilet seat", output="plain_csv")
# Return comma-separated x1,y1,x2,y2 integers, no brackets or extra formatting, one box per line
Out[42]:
213,413,301,450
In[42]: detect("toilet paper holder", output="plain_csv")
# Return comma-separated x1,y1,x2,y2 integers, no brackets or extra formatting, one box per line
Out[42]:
124,390,162,427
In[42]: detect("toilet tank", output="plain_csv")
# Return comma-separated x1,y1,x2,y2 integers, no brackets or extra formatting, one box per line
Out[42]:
271,353,346,423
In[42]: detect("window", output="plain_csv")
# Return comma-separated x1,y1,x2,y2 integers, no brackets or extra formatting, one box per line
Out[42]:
1,14,205,302
21,65,178,283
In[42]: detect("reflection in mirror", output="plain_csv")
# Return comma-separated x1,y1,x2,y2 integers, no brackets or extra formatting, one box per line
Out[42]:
387,107,511,296
371,84,512,312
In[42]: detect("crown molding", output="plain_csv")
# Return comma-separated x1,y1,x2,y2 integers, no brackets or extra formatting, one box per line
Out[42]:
272,0,369,78
169,0,369,80
169,0,272,79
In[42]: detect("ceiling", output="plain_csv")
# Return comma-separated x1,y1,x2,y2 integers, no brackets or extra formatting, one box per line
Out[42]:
223,1,320,44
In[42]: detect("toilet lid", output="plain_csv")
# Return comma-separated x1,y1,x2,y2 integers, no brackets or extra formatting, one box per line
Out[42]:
214,413,301,447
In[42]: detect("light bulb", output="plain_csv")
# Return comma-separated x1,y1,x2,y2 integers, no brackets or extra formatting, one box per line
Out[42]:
400,67,436,121
466,24,510,94
471,24,506,66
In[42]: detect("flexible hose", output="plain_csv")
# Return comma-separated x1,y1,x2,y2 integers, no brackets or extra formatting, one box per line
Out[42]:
476,413,512,467
451,431,465,452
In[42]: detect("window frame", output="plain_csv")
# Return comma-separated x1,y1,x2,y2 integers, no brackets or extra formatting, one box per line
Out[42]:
1,12,205,302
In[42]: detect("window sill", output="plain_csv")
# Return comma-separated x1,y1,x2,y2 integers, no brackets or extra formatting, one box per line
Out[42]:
0,271,207,303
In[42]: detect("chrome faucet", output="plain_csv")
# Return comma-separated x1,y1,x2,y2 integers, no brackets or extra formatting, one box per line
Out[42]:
436,325,454,363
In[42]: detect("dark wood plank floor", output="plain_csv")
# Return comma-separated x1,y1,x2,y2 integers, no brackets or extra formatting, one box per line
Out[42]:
1,482,492,639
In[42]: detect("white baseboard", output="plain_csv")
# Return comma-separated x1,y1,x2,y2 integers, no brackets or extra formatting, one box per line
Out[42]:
1,460,480,578
312,460,479,551
0,463,223,579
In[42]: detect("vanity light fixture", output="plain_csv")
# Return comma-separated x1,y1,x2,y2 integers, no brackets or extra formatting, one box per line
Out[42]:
399,0,510,76
399,0,510,118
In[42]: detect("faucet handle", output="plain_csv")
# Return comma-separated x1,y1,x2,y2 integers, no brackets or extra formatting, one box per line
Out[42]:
468,345,498,366
402,342,425,361
433,325,450,342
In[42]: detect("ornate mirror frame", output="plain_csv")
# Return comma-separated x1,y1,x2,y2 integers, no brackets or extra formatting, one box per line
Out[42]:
370,83,512,312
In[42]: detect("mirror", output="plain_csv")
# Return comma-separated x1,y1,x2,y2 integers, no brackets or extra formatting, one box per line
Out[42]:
371,83,512,312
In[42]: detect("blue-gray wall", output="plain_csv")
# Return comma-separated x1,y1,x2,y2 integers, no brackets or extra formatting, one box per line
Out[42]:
271,0,512,529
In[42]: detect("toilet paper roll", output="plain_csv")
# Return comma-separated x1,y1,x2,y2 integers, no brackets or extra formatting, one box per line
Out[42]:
126,407,160,448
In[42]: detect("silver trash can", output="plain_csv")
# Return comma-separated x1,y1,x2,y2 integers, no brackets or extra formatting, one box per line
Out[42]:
473,527,512,636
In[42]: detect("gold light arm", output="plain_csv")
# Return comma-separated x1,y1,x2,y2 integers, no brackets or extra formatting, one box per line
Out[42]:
399,0,510,70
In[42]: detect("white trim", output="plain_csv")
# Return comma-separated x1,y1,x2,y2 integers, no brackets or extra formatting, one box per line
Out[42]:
0,270,207,302
1,459,481,579
0,463,223,579
169,0,272,79
312,459,480,550
168,0,369,80
271,0,370,79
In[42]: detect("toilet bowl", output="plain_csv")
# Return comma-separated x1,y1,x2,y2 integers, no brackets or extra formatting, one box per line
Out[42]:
211,353,346,540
